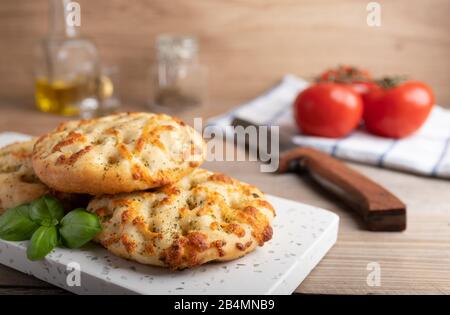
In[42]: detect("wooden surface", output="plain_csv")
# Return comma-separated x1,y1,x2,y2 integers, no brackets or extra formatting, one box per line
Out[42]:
0,104,449,295
1,0,450,108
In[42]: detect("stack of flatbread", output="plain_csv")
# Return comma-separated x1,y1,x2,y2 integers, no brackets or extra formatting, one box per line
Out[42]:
0,112,275,269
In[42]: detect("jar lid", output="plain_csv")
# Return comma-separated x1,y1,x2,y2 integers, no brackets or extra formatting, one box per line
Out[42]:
156,34,198,61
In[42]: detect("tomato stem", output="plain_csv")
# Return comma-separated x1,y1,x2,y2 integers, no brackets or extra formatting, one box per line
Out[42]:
376,76,408,89
316,65,372,84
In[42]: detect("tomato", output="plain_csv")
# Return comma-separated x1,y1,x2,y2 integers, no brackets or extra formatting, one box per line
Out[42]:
363,80,434,138
319,65,371,81
318,65,374,97
349,81,378,96
294,83,363,138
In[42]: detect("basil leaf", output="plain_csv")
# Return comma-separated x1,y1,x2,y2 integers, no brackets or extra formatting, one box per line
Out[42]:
59,209,101,248
27,225,58,261
30,196,64,226
0,205,39,241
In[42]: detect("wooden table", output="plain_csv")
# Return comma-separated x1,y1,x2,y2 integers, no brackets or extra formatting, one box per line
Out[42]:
1,104,449,295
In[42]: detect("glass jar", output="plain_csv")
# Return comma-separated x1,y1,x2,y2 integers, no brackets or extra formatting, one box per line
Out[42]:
96,65,121,116
34,0,100,118
149,34,207,112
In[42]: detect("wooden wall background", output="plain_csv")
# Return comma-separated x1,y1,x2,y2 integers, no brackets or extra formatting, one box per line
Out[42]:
1,0,449,112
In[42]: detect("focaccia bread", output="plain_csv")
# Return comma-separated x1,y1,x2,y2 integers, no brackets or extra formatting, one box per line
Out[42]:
0,140,48,213
87,169,275,269
0,140,90,214
32,112,206,195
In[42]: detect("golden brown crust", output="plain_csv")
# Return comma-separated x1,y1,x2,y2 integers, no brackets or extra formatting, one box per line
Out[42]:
87,169,275,270
32,112,206,195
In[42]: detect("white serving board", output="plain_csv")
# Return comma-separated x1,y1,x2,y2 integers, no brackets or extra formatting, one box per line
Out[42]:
0,132,339,295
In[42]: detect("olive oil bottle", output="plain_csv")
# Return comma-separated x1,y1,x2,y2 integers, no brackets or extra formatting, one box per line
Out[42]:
35,0,100,117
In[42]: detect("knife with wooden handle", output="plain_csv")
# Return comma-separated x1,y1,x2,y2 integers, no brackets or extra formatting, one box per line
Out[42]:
231,117,407,232
278,147,406,231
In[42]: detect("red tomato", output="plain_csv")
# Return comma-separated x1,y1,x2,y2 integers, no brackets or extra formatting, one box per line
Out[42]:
349,81,378,96
319,65,371,82
294,83,363,138
318,65,374,97
363,81,434,138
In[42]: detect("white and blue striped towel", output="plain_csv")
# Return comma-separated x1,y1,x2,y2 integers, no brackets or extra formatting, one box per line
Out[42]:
208,75,450,179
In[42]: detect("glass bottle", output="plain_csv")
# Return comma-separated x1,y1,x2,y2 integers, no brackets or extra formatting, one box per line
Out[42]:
149,34,207,111
34,0,100,117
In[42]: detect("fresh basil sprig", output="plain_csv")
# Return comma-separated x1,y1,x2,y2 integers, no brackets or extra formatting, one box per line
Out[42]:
27,226,59,261
0,195,101,261
60,208,101,248
30,195,64,227
0,204,39,241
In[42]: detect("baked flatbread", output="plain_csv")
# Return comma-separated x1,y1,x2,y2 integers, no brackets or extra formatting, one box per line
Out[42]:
32,112,205,195
87,169,275,269
0,140,48,213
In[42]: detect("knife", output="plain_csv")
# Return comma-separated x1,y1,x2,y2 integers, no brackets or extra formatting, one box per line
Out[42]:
231,117,407,232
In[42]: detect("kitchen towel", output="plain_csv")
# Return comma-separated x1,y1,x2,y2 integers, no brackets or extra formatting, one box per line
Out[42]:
208,75,450,179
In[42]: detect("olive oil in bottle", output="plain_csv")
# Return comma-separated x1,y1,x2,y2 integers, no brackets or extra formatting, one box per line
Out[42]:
34,0,100,117
35,77,83,116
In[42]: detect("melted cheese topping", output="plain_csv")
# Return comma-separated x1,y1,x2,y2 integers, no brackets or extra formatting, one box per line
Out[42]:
88,169,275,269
32,112,206,195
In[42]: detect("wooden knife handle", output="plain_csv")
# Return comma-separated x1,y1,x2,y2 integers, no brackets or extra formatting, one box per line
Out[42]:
278,147,406,231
